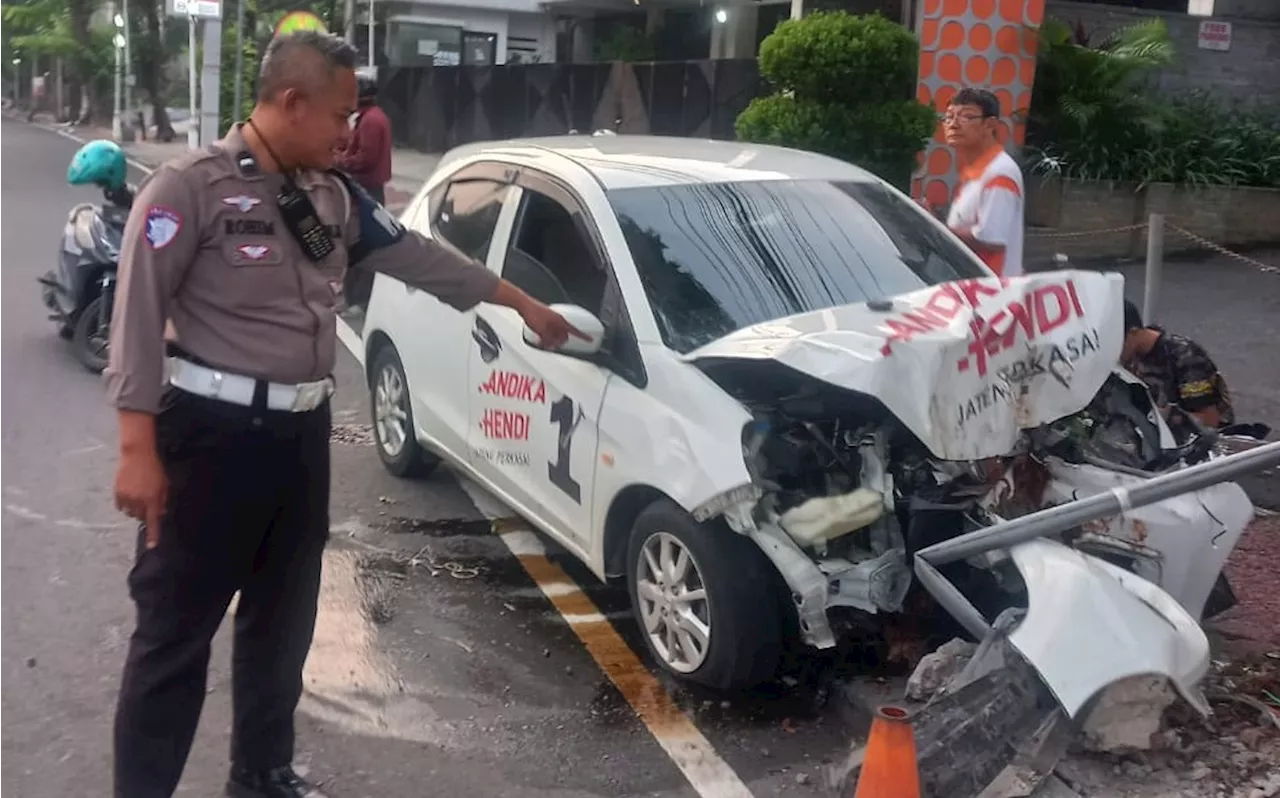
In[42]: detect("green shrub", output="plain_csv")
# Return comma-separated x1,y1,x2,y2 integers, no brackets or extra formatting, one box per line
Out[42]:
736,11,935,189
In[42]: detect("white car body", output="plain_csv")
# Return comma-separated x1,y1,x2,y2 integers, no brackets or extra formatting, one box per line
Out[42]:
360,135,1251,713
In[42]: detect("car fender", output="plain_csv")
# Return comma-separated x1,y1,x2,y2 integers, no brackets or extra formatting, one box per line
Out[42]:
590,348,756,573
1006,538,1210,720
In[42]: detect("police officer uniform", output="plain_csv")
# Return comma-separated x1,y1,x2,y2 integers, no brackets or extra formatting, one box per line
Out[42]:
106,123,498,797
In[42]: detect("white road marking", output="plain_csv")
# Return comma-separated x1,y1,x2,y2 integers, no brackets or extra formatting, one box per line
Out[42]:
48,125,157,176
5,504,48,521
336,317,364,368
330,333,756,798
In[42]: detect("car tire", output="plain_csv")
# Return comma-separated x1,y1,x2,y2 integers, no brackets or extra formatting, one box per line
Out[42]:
369,344,439,478
626,499,782,690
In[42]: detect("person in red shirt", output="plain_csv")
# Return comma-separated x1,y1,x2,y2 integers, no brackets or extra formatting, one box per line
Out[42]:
338,75,393,308
338,75,392,204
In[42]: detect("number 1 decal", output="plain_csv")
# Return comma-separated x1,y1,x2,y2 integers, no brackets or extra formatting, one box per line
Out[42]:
548,395,582,504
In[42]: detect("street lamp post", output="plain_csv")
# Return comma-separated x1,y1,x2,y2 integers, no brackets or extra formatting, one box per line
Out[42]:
122,0,133,128
112,3,125,140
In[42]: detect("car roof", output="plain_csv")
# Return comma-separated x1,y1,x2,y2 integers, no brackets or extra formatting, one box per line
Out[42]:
437,135,884,191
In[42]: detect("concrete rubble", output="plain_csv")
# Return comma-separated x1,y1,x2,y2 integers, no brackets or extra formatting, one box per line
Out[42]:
888,637,1280,798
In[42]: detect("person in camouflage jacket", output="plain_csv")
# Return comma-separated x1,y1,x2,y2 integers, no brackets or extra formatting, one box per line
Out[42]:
1120,300,1235,438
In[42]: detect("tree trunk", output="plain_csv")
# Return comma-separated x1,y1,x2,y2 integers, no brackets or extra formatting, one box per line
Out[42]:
137,0,175,141
67,0,97,124
67,80,84,125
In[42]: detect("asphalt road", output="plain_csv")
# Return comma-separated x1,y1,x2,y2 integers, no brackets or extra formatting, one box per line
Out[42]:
5,118,1276,798
0,119,860,797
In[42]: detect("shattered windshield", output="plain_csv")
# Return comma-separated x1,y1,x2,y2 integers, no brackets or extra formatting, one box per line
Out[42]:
607,179,987,354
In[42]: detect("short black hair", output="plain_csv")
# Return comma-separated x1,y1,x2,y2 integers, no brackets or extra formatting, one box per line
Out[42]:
257,31,358,103
1123,299,1144,331
950,87,1000,119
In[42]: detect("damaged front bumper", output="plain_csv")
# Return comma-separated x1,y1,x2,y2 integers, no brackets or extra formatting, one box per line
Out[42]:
730,442,1280,723
1005,538,1210,719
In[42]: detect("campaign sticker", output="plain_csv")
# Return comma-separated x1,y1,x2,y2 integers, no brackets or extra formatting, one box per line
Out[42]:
222,195,262,213
144,206,182,250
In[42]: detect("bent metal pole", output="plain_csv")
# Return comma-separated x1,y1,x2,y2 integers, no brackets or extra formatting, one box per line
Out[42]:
913,440,1280,637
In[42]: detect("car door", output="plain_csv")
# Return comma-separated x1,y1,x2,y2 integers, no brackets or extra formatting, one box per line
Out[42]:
466,170,645,551
399,163,516,461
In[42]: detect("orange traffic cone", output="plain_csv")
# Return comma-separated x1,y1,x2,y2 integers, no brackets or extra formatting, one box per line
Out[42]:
852,705,921,798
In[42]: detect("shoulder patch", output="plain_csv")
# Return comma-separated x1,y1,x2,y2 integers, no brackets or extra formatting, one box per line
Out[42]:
144,206,183,250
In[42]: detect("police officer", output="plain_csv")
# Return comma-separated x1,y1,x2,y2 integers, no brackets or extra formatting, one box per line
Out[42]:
107,31,581,798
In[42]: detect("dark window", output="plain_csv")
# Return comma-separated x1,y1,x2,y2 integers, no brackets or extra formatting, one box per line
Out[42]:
434,179,511,262
501,188,607,316
607,179,987,354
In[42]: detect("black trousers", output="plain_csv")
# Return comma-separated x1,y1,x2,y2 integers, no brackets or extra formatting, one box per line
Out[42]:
113,388,331,798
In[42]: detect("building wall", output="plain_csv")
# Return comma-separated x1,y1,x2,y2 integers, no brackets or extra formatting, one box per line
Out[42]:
1046,0,1280,106
386,3,556,65
1213,0,1280,22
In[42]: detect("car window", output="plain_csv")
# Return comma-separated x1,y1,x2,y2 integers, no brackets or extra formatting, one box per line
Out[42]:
606,179,987,354
434,178,512,262
502,189,607,317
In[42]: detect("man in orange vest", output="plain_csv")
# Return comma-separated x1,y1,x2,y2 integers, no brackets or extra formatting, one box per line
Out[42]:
942,88,1025,277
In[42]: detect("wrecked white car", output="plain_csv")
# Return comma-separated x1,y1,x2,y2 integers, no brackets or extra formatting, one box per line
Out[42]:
361,136,1261,713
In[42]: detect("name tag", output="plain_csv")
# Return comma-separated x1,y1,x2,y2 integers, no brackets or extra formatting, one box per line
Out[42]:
225,219,276,236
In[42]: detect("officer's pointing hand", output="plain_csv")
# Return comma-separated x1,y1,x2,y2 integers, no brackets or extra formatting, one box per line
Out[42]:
520,299,588,351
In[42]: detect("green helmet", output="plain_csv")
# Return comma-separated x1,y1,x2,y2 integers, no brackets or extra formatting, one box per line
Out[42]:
67,139,127,190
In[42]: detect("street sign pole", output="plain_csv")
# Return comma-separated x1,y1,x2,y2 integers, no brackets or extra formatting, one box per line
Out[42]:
171,0,221,148
200,14,223,145
367,0,375,68
187,14,198,148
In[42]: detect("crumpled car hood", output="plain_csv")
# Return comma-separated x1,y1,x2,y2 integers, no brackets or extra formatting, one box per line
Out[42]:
686,271,1127,461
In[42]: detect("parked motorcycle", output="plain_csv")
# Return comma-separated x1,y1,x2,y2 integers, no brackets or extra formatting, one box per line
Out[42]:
40,139,134,373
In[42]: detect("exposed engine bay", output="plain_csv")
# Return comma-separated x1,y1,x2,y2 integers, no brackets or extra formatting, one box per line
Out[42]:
697,355,1249,654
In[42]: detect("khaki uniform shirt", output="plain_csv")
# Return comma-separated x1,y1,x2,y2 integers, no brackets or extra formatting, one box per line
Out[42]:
105,127,499,414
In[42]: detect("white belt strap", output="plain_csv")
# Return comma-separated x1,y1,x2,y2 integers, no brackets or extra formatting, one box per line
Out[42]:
167,358,333,413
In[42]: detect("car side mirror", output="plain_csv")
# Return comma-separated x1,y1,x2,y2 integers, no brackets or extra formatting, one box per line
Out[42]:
523,303,605,357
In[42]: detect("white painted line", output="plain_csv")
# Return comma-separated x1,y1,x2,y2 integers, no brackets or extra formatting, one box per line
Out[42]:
560,612,609,625
336,317,364,368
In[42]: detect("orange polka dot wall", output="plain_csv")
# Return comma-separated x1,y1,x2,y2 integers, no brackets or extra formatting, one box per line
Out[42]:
913,0,1044,205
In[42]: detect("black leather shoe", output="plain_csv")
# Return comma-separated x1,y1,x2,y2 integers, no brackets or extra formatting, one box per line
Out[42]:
225,766,327,798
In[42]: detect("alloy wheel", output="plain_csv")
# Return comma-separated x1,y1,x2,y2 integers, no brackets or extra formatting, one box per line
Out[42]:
636,532,712,673
374,363,408,458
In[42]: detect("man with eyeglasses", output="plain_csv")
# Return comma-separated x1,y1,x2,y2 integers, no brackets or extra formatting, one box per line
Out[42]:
940,88,1025,278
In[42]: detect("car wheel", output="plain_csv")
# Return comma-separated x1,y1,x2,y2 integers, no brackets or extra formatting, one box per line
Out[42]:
626,499,782,690
369,344,439,478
